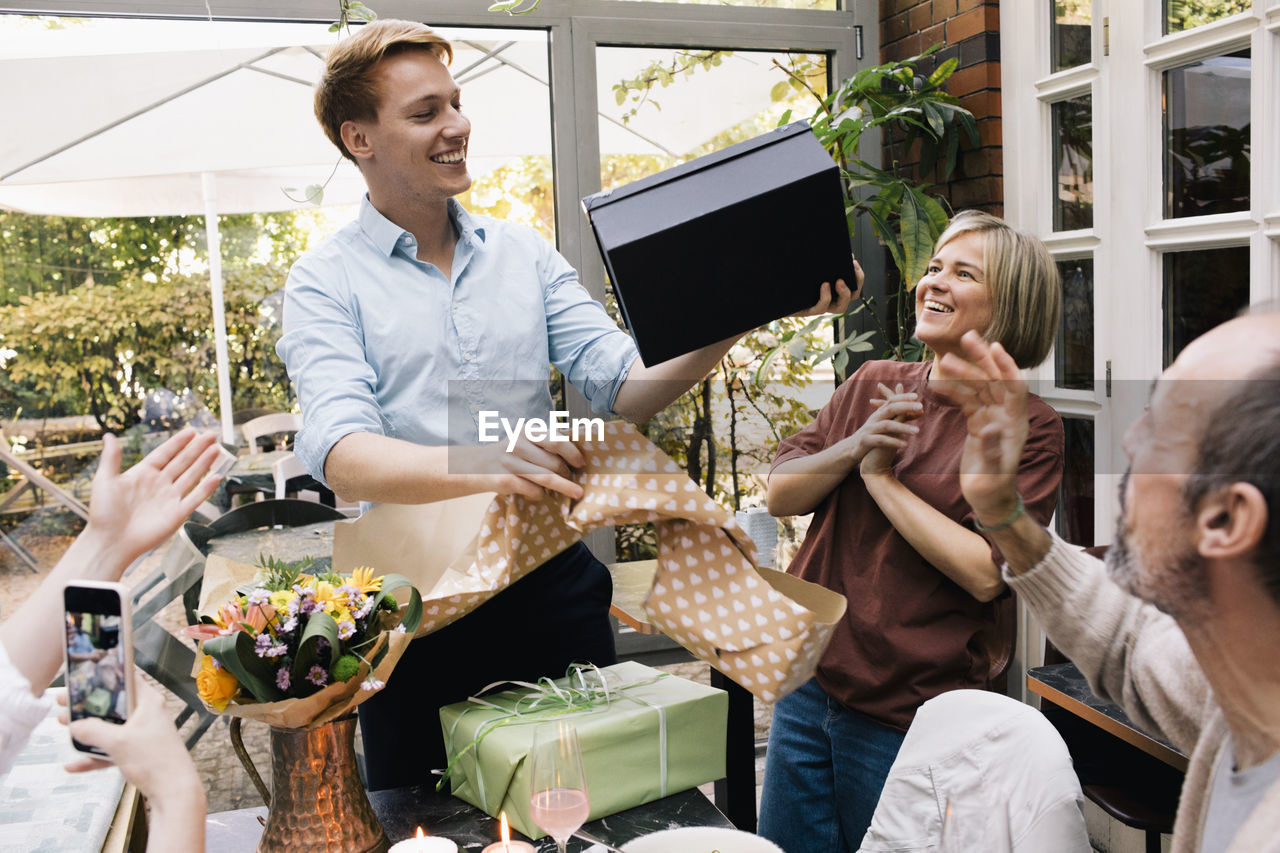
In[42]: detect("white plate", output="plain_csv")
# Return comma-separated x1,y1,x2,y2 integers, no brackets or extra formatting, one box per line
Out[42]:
620,827,784,853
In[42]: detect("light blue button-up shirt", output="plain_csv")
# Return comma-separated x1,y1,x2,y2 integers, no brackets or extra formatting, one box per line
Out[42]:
276,196,638,485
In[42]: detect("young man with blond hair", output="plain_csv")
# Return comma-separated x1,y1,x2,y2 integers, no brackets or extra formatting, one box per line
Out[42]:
277,18,855,788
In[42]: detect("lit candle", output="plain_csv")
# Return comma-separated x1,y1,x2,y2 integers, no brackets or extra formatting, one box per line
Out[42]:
388,826,459,853
481,811,536,853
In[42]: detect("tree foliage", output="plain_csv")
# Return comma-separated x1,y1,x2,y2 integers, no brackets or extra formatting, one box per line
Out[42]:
1166,0,1251,32
769,47,976,367
0,262,293,430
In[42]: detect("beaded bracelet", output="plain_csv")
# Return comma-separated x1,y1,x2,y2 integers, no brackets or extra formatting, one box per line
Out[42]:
974,492,1025,533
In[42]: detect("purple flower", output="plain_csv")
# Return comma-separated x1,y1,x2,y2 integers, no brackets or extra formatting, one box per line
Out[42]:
276,667,291,691
306,665,329,687
355,596,376,619
337,620,356,640
255,634,288,659
337,584,361,608
247,588,271,608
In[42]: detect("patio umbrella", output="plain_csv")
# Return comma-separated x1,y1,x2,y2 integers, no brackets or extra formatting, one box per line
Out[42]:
0,18,568,443
0,16,794,441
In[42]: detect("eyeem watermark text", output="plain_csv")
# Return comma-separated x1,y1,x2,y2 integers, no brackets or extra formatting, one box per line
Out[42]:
478,411,606,452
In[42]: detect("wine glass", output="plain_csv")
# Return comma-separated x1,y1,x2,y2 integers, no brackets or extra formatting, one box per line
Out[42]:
529,721,590,853
938,794,1013,853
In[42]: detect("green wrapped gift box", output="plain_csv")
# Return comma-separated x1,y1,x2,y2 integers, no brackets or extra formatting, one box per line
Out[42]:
439,661,727,839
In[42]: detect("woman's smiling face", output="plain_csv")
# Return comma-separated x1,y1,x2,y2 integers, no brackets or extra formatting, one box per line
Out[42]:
914,230,994,358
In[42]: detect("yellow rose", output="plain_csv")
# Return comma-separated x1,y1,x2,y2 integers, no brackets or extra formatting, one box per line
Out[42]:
196,654,240,712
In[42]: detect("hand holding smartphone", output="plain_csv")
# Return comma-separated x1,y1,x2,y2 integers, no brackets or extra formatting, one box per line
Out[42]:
63,581,134,758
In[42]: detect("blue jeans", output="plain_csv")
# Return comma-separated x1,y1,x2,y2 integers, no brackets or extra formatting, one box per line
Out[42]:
758,678,907,853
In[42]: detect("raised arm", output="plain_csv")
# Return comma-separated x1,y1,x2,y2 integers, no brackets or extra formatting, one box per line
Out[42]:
935,331,1055,571
935,330,1209,751
0,429,220,694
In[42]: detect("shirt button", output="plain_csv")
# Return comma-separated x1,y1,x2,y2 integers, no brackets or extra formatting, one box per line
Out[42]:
464,353,472,361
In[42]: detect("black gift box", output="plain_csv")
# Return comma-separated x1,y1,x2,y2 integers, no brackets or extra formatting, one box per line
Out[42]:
582,121,854,365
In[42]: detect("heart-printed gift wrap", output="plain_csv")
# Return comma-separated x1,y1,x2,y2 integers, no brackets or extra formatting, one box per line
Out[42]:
332,420,846,702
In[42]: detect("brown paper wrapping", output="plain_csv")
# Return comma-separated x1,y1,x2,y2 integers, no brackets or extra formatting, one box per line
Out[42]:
192,554,415,729
331,421,846,703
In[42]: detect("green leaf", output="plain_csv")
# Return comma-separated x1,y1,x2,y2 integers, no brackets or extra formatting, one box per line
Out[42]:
204,631,286,703
754,344,784,386
898,190,933,287
290,611,339,696
927,56,959,87
770,80,790,103
377,573,423,634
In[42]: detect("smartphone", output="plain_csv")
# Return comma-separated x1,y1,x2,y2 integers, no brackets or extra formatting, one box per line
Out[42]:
63,581,135,756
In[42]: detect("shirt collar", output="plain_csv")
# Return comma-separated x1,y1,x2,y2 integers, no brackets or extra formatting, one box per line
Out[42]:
448,198,487,246
358,195,488,257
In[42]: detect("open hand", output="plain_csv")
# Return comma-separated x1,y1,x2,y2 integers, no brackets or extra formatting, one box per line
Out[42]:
934,331,1028,522
85,429,222,563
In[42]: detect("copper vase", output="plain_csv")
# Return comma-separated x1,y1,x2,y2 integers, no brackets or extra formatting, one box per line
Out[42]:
231,715,390,853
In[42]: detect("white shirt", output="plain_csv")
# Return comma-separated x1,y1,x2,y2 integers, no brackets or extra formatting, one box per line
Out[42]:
0,641,53,774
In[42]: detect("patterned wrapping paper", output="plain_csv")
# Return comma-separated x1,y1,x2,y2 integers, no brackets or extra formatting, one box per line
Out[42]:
333,420,846,703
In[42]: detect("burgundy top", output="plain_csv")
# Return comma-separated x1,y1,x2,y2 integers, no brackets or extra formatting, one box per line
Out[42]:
772,360,1063,730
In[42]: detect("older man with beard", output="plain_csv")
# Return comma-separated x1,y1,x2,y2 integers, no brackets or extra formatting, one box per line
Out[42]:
934,314,1280,853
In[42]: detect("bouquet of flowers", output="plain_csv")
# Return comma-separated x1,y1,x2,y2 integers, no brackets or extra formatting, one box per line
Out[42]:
186,554,422,728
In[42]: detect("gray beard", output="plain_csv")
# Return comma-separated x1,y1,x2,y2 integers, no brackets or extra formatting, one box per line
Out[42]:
1105,472,1141,594
1105,470,1204,619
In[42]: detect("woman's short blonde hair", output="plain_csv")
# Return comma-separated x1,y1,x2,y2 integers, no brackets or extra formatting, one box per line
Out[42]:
315,19,454,163
931,210,1062,368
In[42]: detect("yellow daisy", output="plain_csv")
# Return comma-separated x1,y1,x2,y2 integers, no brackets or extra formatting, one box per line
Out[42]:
349,566,383,595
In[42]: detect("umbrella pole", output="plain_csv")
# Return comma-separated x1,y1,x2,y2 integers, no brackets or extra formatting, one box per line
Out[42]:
202,172,237,446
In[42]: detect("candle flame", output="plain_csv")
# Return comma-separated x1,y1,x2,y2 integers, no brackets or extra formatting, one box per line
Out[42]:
415,827,425,839
499,811,510,844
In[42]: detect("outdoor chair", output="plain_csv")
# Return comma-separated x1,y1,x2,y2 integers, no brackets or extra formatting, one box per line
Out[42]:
183,498,346,556
239,412,301,454
127,526,221,749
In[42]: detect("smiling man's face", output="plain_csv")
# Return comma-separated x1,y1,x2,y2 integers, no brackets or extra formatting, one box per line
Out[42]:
357,49,472,204
1106,315,1279,618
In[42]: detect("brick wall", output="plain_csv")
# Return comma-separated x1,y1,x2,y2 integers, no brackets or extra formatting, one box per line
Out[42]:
879,0,1003,217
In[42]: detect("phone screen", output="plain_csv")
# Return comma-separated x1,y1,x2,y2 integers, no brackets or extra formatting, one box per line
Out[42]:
64,585,131,749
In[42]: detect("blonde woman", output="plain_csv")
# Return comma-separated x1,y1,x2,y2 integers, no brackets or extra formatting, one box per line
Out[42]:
759,211,1065,853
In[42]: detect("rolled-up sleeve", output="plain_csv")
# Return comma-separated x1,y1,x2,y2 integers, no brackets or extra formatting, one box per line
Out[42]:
540,242,638,415
275,255,385,486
